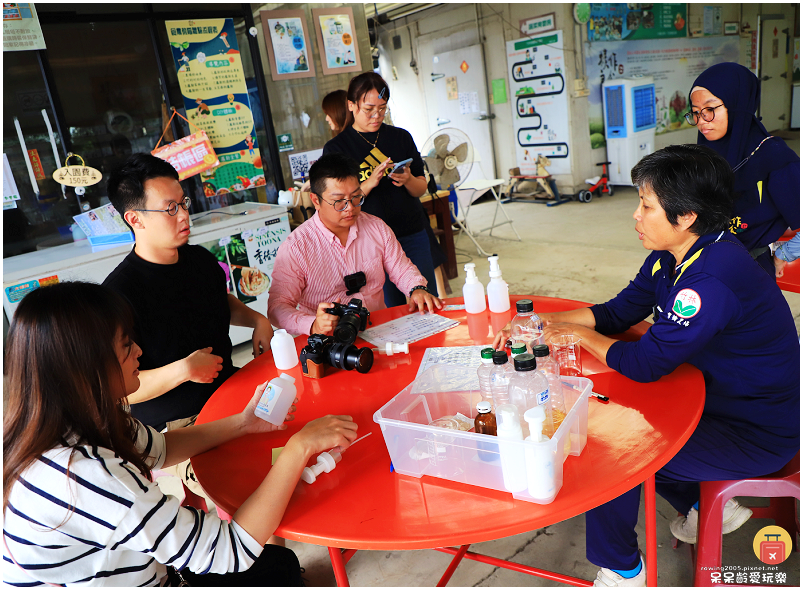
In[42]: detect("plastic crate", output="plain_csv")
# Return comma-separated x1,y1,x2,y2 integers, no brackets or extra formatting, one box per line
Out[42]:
373,365,591,504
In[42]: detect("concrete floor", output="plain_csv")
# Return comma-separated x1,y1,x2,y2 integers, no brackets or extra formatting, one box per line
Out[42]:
221,184,799,587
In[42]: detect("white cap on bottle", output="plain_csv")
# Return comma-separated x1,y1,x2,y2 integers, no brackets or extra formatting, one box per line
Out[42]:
487,255,502,278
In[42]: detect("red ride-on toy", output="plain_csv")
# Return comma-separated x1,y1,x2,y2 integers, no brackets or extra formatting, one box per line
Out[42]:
578,161,614,203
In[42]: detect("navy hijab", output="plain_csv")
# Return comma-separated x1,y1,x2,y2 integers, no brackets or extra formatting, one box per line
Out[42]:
690,62,799,192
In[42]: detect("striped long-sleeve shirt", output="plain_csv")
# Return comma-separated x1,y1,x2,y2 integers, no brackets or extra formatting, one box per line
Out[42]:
268,211,426,335
3,421,262,587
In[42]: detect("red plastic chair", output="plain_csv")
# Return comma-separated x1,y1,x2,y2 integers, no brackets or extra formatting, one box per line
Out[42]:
693,451,800,586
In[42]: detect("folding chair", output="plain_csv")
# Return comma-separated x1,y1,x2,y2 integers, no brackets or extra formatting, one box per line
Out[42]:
453,178,521,257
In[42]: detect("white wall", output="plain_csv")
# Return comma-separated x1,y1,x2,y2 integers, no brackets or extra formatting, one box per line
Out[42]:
375,3,796,194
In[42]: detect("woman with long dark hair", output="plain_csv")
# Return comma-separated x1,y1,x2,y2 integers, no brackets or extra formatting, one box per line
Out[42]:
323,72,443,307
322,89,348,137
3,282,357,586
689,62,800,278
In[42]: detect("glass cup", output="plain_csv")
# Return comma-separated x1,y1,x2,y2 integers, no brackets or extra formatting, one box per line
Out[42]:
550,334,583,376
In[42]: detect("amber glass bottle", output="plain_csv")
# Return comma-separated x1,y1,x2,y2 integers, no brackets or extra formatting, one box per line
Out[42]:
475,401,498,461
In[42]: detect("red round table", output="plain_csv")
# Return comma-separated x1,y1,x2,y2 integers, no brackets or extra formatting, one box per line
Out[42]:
194,296,705,587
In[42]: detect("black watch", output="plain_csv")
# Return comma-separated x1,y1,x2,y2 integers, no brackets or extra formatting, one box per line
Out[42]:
409,285,429,297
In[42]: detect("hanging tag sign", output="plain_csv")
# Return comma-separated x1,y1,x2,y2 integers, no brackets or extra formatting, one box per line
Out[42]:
152,129,219,181
53,153,102,187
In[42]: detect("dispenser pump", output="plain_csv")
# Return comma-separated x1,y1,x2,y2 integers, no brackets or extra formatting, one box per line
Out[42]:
464,263,479,283
524,406,547,443
488,255,502,278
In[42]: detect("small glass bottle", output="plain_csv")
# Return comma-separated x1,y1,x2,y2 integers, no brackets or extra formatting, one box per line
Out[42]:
474,401,497,461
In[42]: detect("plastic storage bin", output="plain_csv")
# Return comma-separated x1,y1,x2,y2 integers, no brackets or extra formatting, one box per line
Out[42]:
373,365,591,504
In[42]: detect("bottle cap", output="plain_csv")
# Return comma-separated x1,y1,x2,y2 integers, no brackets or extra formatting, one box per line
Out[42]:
279,373,296,384
532,344,550,358
488,255,502,278
476,401,492,413
513,353,537,371
516,299,533,313
481,347,495,360
511,343,527,355
274,328,288,336
523,406,546,442
492,350,509,364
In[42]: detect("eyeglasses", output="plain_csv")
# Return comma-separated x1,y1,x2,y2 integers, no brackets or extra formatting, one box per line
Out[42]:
360,105,387,119
684,104,725,126
320,194,365,211
134,197,192,216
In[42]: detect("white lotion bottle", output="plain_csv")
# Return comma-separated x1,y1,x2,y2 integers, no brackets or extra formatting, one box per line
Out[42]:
462,263,487,313
523,407,556,501
495,403,527,493
254,373,296,425
271,328,299,370
486,255,510,313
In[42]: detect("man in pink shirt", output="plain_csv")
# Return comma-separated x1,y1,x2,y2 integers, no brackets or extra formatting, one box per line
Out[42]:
269,153,442,336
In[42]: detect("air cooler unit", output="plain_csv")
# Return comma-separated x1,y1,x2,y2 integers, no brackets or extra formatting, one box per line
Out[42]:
602,76,656,185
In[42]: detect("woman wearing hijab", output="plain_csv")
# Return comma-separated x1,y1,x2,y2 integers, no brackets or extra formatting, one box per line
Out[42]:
689,62,800,278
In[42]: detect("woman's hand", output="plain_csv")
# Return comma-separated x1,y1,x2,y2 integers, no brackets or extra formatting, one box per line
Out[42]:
289,414,358,457
542,322,590,344
492,322,513,350
775,257,788,278
362,158,393,194
388,165,412,187
240,382,296,435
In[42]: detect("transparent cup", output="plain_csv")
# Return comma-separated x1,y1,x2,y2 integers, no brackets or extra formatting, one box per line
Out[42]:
550,334,583,376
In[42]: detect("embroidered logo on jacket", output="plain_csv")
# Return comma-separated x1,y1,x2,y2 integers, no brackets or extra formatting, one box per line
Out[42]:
672,288,701,319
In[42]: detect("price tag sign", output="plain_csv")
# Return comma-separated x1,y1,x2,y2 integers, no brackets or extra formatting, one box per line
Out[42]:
53,154,102,187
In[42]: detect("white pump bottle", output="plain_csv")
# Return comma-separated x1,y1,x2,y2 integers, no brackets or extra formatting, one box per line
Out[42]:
486,255,510,313
523,407,556,501
462,263,487,313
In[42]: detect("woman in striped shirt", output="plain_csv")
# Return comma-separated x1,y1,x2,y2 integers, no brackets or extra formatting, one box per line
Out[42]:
3,282,357,587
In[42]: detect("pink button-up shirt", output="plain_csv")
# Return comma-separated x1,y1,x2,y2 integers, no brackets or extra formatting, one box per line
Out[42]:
268,212,426,335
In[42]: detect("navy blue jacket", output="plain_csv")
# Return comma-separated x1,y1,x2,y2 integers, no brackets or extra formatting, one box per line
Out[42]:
592,232,800,453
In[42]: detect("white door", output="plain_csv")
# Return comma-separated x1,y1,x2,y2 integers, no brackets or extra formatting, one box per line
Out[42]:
418,44,496,184
760,19,790,131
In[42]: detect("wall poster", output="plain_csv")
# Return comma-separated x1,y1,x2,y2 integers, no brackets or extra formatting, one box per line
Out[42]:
506,30,571,175
587,3,687,42
198,216,290,305
311,6,362,75
3,3,45,51
585,36,739,148
166,19,265,196
260,9,315,81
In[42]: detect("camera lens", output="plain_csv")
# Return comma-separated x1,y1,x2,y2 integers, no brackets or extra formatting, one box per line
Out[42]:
333,313,361,344
327,342,373,373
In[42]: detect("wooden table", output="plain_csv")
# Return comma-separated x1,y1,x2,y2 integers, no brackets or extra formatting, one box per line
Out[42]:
194,297,705,587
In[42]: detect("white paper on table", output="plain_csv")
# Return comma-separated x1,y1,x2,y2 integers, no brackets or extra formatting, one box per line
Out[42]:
359,313,459,348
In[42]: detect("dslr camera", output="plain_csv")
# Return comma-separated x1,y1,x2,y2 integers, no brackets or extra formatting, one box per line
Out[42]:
324,298,370,344
299,298,373,379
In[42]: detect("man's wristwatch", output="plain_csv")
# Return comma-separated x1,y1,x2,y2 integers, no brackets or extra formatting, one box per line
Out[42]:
409,285,429,297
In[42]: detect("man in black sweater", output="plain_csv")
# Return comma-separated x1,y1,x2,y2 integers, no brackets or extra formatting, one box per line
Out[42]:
104,154,274,498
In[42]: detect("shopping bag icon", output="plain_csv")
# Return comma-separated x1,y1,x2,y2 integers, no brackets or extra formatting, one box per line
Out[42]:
759,534,786,564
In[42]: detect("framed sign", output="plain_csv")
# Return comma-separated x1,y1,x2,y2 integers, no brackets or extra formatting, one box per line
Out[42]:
520,13,556,36
311,6,362,75
260,9,315,81
724,22,739,36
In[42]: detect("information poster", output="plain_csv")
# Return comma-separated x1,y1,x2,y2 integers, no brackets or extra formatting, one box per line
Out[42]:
585,36,738,148
312,7,361,75
267,16,310,75
3,3,45,51
198,216,289,304
587,3,687,42
506,30,571,175
166,19,264,197
3,154,21,210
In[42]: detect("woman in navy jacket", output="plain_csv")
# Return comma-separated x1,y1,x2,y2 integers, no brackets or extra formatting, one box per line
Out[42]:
496,144,800,586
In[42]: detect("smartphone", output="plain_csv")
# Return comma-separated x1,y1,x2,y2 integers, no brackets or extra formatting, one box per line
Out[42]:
389,158,413,175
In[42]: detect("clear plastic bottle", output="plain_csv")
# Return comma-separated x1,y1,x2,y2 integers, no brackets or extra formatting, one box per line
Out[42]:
254,373,297,425
462,263,487,314
507,353,552,439
477,347,495,406
490,350,515,407
532,344,567,437
486,256,510,313
510,299,544,350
